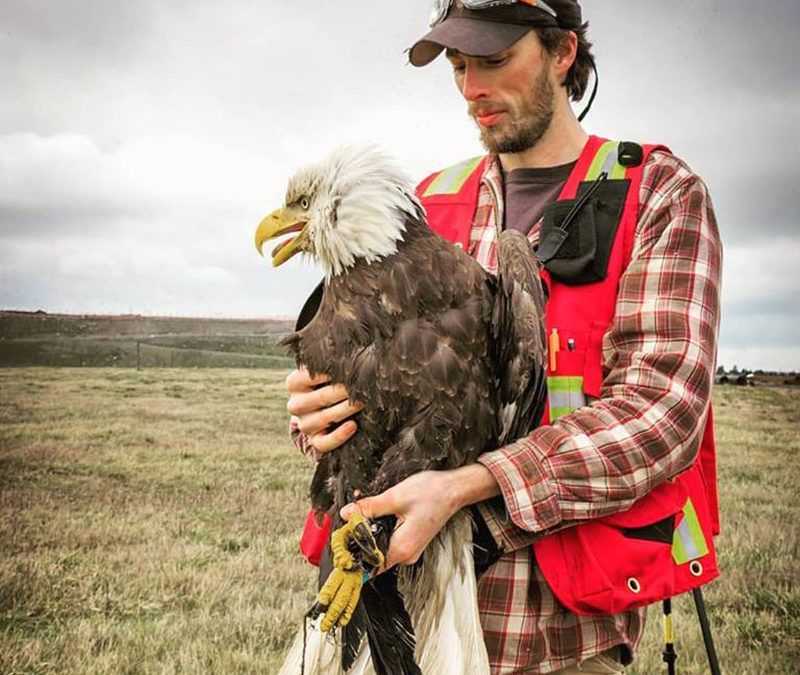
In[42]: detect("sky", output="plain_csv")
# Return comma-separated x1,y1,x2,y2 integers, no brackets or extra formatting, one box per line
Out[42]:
1,0,798,371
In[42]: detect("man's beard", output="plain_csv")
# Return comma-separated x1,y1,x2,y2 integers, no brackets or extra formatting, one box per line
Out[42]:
477,68,555,155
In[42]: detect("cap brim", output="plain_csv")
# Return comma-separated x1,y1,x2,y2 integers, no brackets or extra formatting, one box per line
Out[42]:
409,18,530,67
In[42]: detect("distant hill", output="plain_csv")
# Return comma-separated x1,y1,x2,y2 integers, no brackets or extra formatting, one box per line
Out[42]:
0,310,293,339
0,310,296,368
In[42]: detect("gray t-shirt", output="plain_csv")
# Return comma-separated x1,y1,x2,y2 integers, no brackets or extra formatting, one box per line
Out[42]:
503,160,576,235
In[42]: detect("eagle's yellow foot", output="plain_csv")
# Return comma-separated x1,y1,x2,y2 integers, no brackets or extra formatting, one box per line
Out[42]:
317,567,365,632
313,513,386,632
330,513,385,571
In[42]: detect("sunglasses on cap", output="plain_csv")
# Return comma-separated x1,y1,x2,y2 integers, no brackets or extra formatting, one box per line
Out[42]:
429,0,558,27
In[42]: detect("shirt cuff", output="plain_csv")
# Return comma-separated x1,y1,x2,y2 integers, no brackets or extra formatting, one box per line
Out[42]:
475,498,540,553
477,435,561,534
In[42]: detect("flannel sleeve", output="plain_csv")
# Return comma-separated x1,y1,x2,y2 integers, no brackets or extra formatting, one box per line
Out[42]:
477,152,722,541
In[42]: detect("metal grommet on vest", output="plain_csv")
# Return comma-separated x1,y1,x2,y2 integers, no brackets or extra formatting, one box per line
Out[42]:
627,577,641,594
690,560,704,577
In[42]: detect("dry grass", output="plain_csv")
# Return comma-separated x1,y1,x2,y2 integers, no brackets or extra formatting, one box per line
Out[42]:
628,385,800,675
1,368,316,674
0,369,798,674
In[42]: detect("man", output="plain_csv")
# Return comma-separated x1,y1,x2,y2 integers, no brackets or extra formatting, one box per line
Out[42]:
286,1,722,673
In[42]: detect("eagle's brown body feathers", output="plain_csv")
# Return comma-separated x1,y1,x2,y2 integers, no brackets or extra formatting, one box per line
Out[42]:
283,213,532,525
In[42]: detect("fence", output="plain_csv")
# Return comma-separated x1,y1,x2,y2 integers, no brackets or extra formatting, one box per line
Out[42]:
0,336,294,369
135,341,293,369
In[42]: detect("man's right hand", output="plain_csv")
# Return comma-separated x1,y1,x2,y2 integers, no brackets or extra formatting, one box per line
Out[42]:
286,367,364,454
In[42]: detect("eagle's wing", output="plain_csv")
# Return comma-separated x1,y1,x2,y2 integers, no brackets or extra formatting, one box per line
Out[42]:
492,229,548,445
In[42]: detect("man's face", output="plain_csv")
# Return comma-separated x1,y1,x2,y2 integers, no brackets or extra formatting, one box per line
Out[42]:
446,31,556,154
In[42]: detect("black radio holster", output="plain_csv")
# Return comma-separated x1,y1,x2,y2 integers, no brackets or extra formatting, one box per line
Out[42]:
537,141,643,286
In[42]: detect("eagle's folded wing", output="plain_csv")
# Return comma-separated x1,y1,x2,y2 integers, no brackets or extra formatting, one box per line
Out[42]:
492,229,548,445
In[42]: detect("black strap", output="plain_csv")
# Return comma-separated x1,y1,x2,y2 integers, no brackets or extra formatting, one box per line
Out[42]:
577,59,599,122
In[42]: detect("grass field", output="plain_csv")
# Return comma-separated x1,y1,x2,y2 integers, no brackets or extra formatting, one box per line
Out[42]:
1,369,798,674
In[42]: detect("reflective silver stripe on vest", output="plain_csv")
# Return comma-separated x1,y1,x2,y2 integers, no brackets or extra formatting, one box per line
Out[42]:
600,144,620,176
548,390,586,410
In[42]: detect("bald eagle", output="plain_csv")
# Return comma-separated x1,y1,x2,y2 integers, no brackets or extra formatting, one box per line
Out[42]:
255,146,546,675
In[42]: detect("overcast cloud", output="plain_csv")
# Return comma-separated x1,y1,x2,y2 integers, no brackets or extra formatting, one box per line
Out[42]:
1,0,798,370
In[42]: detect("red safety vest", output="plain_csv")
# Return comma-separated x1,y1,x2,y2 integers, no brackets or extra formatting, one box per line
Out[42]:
299,136,720,616
417,136,720,615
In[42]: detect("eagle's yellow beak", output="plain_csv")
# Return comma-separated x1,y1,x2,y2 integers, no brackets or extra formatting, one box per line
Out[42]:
254,207,309,267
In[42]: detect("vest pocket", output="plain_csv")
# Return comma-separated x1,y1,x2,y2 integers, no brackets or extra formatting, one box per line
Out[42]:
547,327,588,420
547,321,607,417
537,466,718,615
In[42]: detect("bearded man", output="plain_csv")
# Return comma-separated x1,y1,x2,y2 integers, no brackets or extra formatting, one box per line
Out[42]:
286,2,722,673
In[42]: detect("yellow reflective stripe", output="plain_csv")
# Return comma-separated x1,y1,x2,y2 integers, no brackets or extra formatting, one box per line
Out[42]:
671,498,709,565
548,375,583,393
422,156,483,197
663,613,674,644
585,141,616,181
610,156,628,180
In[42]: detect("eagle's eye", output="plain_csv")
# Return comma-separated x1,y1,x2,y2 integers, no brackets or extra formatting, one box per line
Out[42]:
300,197,310,210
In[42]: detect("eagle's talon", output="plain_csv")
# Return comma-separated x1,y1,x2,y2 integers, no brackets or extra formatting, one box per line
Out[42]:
330,513,385,573
351,521,384,570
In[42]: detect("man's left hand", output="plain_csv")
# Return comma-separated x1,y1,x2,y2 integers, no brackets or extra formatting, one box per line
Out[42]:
340,463,501,568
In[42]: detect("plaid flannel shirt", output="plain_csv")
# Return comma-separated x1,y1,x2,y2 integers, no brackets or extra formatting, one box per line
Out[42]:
290,148,722,674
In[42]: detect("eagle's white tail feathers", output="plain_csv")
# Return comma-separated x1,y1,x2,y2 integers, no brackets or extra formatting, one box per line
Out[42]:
278,512,489,675
277,619,373,675
402,512,490,674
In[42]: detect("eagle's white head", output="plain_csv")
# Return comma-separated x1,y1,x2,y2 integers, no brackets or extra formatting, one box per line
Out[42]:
255,145,423,277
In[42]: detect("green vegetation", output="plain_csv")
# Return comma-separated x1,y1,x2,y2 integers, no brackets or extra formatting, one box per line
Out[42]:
1,370,798,674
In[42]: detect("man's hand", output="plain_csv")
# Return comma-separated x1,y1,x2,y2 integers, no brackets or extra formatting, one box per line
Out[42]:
340,464,501,568
286,367,364,454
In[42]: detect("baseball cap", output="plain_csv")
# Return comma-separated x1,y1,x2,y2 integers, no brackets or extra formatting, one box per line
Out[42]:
409,0,583,67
